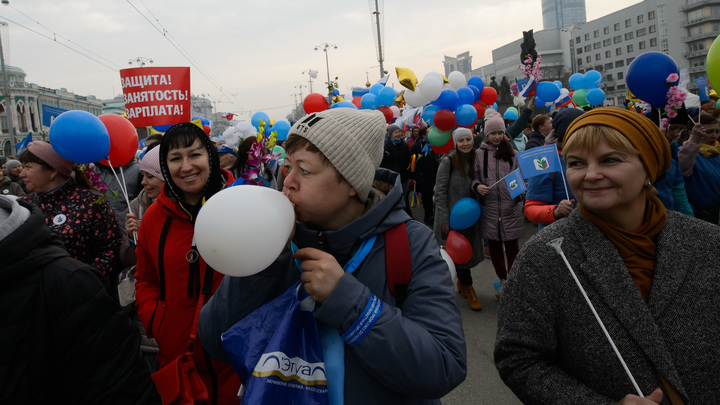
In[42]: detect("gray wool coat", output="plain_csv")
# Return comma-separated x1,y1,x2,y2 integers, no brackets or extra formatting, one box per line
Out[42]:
495,209,720,404
433,151,483,269
471,142,524,242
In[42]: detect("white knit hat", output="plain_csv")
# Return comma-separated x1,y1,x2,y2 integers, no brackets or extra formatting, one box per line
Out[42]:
288,109,386,202
452,127,473,145
139,146,164,181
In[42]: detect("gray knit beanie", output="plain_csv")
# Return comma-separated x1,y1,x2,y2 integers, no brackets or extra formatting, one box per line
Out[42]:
5,159,21,173
288,109,386,203
452,127,473,145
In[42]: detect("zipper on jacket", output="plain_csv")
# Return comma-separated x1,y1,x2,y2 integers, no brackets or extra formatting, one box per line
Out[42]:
317,231,327,251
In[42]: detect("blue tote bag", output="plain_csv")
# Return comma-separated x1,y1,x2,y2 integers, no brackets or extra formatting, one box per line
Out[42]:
221,281,329,405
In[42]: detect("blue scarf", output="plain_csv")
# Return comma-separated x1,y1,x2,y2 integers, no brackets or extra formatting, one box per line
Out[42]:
291,235,378,405
391,139,402,145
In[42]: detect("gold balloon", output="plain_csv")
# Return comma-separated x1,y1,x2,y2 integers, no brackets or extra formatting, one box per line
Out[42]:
441,74,449,84
396,67,418,91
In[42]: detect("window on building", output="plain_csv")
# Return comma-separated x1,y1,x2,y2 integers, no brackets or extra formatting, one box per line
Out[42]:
615,22,621,31
637,28,646,37
585,33,590,41
614,35,622,44
649,25,656,34
605,50,611,58
618,71,624,80
637,14,644,24
616,47,622,56
625,32,634,40
585,45,591,52
577,48,583,54
604,26,610,34
595,53,601,61
576,37,581,44
650,38,657,47
603,39,611,46
618,84,626,90
626,57,635,64
625,19,632,28
615,60,625,68
577,58,583,66
605,63,613,71
627,44,634,52
607,73,613,81
594,30,600,38
595,65,603,72
648,10,655,20
639,41,646,50
587,56,592,63
594,42,601,49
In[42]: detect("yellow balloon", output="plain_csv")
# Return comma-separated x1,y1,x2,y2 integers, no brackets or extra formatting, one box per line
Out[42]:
441,74,449,84
396,67,418,91
707,35,720,90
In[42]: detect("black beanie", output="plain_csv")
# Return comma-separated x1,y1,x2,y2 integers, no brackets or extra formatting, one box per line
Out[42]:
552,108,585,146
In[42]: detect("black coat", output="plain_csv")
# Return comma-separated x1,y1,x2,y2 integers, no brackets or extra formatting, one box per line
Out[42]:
380,139,412,182
0,198,159,404
524,131,547,150
409,140,438,194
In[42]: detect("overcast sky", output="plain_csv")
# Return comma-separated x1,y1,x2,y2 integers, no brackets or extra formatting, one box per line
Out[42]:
0,0,640,121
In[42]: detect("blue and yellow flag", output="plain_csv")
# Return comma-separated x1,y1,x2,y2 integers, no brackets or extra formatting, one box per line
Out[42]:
517,144,562,179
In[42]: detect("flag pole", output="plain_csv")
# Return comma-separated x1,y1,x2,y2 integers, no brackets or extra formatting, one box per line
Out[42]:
546,237,644,397
554,144,570,200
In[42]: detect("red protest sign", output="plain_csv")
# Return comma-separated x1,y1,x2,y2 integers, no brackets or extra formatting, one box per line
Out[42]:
120,67,191,127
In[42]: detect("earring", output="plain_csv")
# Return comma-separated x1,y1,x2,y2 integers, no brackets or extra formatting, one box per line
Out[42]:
646,181,652,189
50,175,55,181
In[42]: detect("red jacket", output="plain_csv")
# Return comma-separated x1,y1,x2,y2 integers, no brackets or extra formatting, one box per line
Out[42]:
135,170,240,404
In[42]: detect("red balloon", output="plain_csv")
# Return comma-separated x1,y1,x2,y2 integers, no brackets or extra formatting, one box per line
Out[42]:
480,87,497,106
445,230,472,264
98,114,138,167
303,93,330,114
202,125,211,135
473,101,487,118
378,106,393,123
434,109,456,131
431,137,454,155
352,96,362,108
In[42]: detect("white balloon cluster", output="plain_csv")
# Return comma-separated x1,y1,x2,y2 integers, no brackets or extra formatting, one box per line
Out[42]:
404,70,469,108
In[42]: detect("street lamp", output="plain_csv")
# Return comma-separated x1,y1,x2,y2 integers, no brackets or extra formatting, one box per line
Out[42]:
302,69,317,93
0,17,18,155
128,56,153,67
314,43,337,102
561,25,581,75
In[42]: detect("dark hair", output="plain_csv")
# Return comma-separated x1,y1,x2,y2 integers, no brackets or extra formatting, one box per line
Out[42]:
450,147,476,178
494,138,515,163
282,135,344,183
230,137,264,177
418,127,428,139
18,149,96,190
145,134,163,145
531,115,550,132
18,149,53,171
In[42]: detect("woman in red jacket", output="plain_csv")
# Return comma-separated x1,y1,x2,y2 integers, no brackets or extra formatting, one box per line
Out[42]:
134,122,240,404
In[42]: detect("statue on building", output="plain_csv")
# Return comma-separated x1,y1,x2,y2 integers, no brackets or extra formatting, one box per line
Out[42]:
520,30,537,63
489,77,499,93
499,77,512,103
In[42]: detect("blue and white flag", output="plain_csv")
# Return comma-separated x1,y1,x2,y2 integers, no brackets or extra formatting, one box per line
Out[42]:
517,144,562,179
504,169,527,199
695,77,709,102
15,132,33,154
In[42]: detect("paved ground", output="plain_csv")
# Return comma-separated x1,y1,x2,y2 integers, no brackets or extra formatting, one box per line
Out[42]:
410,205,536,404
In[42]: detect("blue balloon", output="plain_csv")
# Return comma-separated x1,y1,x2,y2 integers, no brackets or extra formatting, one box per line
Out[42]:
468,76,484,93
369,83,384,95
585,88,606,106
535,96,547,106
422,105,439,125
583,70,602,89
49,110,110,163
332,89,340,96
536,81,561,103
200,117,210,126
467,85,480,101
272,120,292,141
436,89,460,112
504,109,518,120
454,104,478,127
378,86,397,107
493,103,498,111
449,197,482,230
331,101,357,109
361,93,380,109
626,51,679,107
456,87,475,106
568,73,585,90
152,124,173,133
251,112,270,132
553,80,563,89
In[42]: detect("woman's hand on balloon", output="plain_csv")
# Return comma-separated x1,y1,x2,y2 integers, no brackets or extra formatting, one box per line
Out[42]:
553,199,575,219
617,388,663,405
125,213,139,234
295,248,344,303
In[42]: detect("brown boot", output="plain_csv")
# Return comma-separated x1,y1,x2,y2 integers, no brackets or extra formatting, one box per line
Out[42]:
457,281,482,311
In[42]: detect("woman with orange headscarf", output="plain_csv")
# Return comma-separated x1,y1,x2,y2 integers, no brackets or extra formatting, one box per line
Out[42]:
495,107,720,404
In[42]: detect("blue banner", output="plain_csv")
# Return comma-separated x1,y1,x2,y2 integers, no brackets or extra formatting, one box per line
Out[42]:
695,77,709,102
517,144,562,179
504,169,527,199
15,132,33,153
42,104,68,127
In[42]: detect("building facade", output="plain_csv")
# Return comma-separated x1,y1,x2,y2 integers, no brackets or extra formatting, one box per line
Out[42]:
472,0,711,109
542,0,587,30
0,65,103,158
443,52,473,78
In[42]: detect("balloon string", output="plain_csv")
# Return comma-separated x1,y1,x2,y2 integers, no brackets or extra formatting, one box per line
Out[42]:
108,161,136,245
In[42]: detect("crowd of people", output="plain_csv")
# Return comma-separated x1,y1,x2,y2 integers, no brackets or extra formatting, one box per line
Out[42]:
1,91,719,404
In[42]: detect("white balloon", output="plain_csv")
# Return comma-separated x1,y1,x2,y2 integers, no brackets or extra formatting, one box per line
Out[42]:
195,186,295,277
424,71,444,83
448,71,467,90
404,89,429,108
389,105,400,118
418,76,443,102
440,248,457,284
